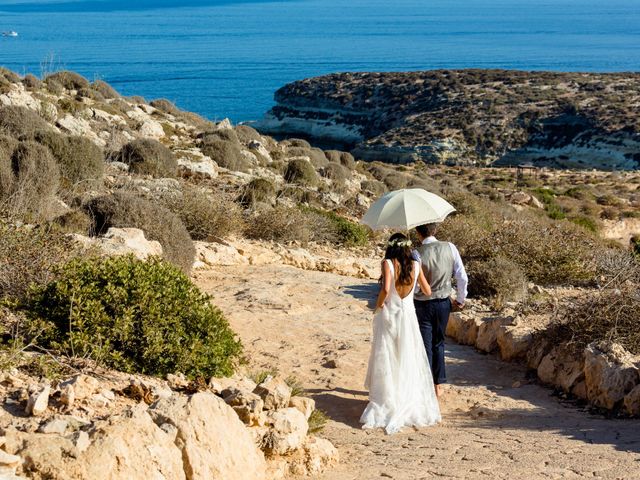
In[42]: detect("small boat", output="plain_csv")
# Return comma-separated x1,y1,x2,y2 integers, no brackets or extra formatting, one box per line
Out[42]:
2,31,18,37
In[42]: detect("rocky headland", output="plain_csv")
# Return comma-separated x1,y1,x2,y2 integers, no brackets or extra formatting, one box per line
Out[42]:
255,70,640,169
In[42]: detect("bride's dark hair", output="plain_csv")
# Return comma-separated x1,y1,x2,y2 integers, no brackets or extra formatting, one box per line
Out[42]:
383,233,414,286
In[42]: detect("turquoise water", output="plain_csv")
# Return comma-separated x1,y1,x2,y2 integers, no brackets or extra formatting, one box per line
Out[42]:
0,0,638,122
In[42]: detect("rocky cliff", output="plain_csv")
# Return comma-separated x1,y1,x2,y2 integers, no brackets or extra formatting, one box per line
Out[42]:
255,70,640,169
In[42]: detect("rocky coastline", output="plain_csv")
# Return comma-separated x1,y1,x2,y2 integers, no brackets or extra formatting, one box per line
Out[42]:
255,70,640,169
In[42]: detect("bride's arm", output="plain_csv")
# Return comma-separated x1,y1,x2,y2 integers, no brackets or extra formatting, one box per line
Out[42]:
417,266,432,297
375,261,391,310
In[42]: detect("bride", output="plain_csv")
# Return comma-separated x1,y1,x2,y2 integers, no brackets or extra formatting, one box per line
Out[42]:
360,233,441,434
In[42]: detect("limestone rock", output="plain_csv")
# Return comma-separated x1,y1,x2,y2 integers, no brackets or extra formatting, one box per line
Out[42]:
71,228,163,261
300,436,339,475
537,346,585,392
150,392,266,480
476,317,513,353
253,376,292,411
59,375,100,402
623,385,640,416
223,388,265,426
139,119,165,138
510,191,532,205
289,396,315,420
447,313,481,346
584,342,639,409
25,385,50,416
38,418,68,435
497,325,534,361
0,450,21,470
177,155,218,179
265,407,308,455
193,242,248,268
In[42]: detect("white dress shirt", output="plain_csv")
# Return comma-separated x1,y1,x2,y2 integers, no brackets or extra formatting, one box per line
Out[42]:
418,236,468,305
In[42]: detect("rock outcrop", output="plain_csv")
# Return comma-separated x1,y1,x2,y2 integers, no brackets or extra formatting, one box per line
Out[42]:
255,70,640,169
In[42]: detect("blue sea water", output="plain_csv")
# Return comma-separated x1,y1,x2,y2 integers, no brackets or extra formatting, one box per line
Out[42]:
0,0,638,122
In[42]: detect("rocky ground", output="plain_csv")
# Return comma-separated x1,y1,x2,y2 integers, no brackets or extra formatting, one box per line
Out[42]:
196,259,640,480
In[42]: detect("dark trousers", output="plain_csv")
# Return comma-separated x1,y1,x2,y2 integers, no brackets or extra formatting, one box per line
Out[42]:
414,298,451,385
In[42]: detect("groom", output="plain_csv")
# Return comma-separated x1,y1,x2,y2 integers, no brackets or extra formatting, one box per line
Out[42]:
414,223,468,398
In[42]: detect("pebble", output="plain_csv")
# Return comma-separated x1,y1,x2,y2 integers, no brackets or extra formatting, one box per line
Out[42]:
25,386,50,416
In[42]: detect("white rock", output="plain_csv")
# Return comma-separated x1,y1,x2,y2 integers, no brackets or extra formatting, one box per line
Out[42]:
38,418,68,435
253,376,292,410
150,392,266,480
59,375,100,401
194,241,249,268
139,119,165,138
289,396,315,420
25,385,50,416
177,156,218,179
71,228,163,261
72,430,91,454
0,450,21,469
302,436,339,475
584,342,639,409
265,408,308,455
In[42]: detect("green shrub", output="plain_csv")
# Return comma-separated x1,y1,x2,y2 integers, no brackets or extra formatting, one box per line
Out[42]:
33,131,104,191
546,203,566,220
467,256,527,306
44,71,90,91
0,135,18,197
0,105,52,137
91,80,120,99
531,187,556,205
235,125,262,144
22,74,42,91
84,193,195,272
570,215,599,233
0,222,77,302
324,150,341,163
0,68,20,84
596,194,622,207
117,139,177,178
632,235,640,256
564,186,594,201
286,146,328,169
24,255,242,378
162,187,244,241
284,159,318,186
45,79,64,95
238,178,276,207
1,141,60,221
383,172,411,190
304,207,370,247
308,409,328,433
150,98,181,115
200,139,251,173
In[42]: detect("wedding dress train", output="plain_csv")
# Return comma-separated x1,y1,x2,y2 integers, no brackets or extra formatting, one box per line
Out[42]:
360,260,441,434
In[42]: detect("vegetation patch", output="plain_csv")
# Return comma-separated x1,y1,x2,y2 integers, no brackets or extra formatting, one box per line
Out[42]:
116,139,177,178
284,159,318,186
23,255,242,378
201,138,251,172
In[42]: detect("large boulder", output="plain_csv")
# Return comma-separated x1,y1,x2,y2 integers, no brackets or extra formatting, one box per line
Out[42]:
446,313,481,346
476,316,513,353
497,325,534,361
253,376,292,411
150,392,267,480
584,342,639,409
624,385,640,416
71,228,163,261
264,408,308,456
537,346,585,393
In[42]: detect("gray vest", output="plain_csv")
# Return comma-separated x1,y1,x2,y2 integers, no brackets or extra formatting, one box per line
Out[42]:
415,241,454,301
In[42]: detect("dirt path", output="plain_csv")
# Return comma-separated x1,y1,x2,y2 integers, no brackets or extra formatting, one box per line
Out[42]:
195,265,640,480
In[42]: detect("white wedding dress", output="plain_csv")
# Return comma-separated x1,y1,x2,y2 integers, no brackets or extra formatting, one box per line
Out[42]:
360,259,441,434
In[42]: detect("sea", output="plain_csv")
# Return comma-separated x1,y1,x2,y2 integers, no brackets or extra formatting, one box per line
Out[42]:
0,0,638,123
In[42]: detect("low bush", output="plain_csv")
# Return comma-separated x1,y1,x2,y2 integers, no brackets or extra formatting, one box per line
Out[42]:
22,74,42,91
305,207,370,247
0,105,52,137
321,162,351,185
569,215,599,233
361,179,386,197
245,206,339,244
51,209,92,234
284,159,318,186
597,194,622,207
383,172,411,190
286,147,328,169
1,141,60,221
0,68,20,84
238,178,276,207
44,71,90,91
339,152,356,169
467,256,527,306
202,129,239,144
150,98,181,115
324,150,341,163
162,186,244,241
116,139,177,178
0,222,77,303
287,138,311,148
91,80,120,99
632,235,640,256
76,87,105,102
235,125,262,144
84,193,195,272
24,255,242,378
200,138,251,172
33,131,104,191
0,135,18,197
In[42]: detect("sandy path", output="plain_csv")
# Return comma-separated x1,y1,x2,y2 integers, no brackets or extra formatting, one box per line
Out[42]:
195,265,640,480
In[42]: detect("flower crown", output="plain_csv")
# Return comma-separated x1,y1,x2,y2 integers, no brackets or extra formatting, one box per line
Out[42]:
387,238,412,248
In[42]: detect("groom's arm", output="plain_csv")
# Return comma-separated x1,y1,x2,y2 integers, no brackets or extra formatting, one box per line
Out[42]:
449,243,468,305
